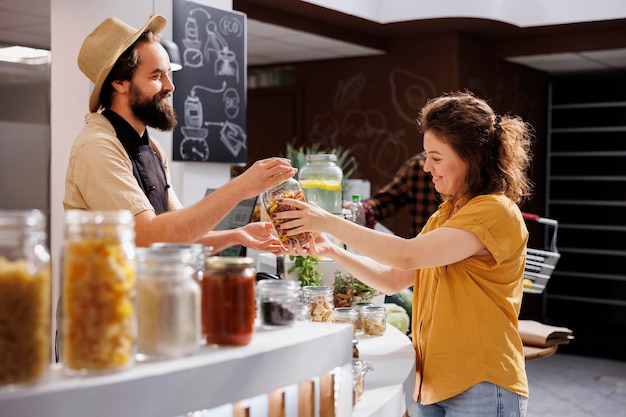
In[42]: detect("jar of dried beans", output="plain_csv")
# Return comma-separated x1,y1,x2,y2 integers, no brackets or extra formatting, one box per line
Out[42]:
256,279,300,328
0,210,51,389
62,210,136,375
203,256,256,346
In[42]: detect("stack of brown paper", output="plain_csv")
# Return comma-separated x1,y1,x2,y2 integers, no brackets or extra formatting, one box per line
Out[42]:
518,319,574,348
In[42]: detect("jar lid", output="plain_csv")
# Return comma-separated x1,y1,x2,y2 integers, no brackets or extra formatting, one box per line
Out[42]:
0,209,45,228
65,210,134,226
302,285,333,294
362,305,385,313
257,279,301,290
205,256,254,268
305,154,337,162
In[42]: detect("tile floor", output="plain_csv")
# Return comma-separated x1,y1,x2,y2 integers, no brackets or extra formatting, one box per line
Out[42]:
525,352,626,416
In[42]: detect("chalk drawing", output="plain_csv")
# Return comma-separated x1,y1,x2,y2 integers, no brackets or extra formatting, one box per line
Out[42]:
390,68,437,124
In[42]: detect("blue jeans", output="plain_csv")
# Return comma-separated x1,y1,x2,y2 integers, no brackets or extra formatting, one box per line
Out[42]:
416,382,528,417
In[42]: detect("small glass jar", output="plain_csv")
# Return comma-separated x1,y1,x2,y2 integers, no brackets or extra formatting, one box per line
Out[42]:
352,358,374,405
0,210,51,389
135,246,202,361
203,256,256,346
353,301,374,333
261,178,315,248
334,307,358,335
62,210,136,375
256,279,300,328
362,305,387,336
150,242,208,283
298,154,343,215
303,285,334,322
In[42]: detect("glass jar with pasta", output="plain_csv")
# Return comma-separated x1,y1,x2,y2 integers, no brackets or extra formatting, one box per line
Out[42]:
260,178,317,249
0,210,51,389
62,210,136,375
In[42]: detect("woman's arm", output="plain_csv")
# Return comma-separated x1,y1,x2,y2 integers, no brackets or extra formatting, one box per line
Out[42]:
275,199,486,270
284,235,414,295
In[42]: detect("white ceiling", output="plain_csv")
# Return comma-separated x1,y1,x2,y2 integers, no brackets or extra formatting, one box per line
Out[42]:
0,0,625,84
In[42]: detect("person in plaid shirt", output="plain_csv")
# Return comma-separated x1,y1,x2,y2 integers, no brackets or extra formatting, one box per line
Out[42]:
364,152,439,237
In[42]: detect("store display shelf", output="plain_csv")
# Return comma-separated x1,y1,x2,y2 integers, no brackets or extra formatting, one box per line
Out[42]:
0,322,353,417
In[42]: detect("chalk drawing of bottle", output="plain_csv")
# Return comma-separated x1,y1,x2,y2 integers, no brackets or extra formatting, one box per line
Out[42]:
182,16,203,68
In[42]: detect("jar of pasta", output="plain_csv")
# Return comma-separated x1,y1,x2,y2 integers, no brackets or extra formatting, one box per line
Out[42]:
361,305,386,336
62,210,136,375
203,256,256,346
303,285,334,322
260,178,315,249
135,245,201,361
0,210,51,389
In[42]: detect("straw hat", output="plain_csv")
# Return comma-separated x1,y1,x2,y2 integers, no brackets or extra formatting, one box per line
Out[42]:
78,14,167,112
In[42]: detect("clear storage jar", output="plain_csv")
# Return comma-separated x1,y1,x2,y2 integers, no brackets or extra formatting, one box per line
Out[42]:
62,210,136,375
135,246,201,361
298,154,343,215
361,305,387,336
256,279,300,328
334,307,358,335
303,285,334,322
352,301,374,333
261,178,315,248
0,210,51,389
203,256,256,346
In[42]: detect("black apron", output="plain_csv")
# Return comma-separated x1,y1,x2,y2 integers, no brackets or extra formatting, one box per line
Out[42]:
103,110,170,215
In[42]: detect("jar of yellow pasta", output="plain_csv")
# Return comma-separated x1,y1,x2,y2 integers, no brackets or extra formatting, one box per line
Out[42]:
62,210,136,375
0,210,51,389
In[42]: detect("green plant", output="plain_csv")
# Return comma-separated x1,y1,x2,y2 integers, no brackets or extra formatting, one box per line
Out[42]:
284,140,358,183
287,255,322,286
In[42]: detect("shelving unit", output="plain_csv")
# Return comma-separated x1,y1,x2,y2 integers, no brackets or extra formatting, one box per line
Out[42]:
0,322,354,417
542,71,626,358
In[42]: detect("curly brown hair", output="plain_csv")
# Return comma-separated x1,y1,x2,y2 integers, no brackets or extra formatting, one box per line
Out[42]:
417,91,534,205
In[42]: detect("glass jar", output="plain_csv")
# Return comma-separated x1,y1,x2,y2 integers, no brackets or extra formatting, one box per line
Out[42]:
0,210,51,389
135,246,201,361
352,301,374,333
303,285,334,322
62,210,136,375
203,256,256,346
352,358,374,405
362,305,387,336
150,242,208,283
261,178,315,248
298,154,343,215
256,279,300,328
334,307,358,335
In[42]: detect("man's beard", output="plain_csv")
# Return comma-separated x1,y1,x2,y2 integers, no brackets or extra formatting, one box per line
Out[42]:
129,84,177,131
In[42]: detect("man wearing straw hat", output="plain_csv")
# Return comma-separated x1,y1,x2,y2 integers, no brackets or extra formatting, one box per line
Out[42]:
64,14,295,253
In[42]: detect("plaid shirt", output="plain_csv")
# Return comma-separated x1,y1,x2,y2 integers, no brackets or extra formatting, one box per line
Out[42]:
364,153,439,237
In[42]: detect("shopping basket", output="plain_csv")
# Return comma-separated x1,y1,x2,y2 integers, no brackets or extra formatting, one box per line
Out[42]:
522,213,560,294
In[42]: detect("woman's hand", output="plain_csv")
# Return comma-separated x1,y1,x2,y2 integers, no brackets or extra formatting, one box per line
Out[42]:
272,198,336,235
279,232,334,258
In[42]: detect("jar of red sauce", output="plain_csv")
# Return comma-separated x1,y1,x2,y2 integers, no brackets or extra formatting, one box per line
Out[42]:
202,256,256,346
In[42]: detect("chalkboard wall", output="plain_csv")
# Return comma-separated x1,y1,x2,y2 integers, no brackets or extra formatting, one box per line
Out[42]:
172,0,246,164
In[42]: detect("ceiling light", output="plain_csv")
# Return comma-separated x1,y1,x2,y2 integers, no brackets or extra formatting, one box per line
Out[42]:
0,46,51,65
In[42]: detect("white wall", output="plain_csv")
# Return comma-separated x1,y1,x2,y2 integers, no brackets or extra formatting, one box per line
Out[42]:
49,0,234,341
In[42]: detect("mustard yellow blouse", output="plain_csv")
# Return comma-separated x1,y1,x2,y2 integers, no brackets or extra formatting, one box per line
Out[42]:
412,194,529,405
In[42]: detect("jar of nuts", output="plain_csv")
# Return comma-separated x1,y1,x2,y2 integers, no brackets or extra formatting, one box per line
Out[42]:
303,285,334,322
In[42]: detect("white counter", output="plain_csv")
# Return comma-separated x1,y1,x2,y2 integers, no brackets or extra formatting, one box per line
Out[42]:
0,321,416,417
354,325,417,417
0,322,353,417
